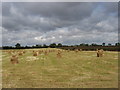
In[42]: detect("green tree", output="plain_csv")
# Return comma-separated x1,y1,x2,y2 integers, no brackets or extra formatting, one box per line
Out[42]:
50,43,56,48
43,44,47,48
91,43,97,46
80,43,85,46
58,43,62,47
102,43,105,46
15,43,21,48
108,43,112,46
115,42,120,46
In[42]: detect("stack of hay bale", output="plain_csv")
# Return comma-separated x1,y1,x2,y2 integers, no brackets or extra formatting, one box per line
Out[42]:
33,51,38,56
10,54,19,64
57,50,62,58
97,49,104,57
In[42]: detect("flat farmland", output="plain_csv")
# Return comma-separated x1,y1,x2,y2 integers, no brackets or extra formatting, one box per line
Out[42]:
1,48,118,88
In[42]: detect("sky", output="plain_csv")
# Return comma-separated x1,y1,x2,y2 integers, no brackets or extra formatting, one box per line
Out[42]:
2,2,118,46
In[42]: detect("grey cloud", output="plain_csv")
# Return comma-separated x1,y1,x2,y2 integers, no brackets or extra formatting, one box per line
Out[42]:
2,2,118,46
2,2,97,31
17,2,97,20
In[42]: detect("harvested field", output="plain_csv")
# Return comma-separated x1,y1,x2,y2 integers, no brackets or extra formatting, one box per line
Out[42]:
1,48,118,88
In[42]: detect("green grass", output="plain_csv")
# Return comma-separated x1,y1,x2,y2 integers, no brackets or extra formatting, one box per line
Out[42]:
1,48,118,88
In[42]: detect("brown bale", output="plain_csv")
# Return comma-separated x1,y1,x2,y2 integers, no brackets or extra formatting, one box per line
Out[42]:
44,51,48,55
23,51,26,54
75,49,79,53
12,51,15,53
79,49,82,51
97,49,104,57
33,52,38,56
57,52,62,58
18,52,23,56
33,50,35,53
10,55,19,64
96,49,98,51
57,50,62,58
67,49,70,52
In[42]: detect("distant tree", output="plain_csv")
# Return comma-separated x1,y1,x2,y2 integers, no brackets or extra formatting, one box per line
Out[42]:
15,43,21,48
43,44,48,48
36,44,39,47
80,43,85,46
79,43,89,46
85,44,89,46
35,44,42,48
57,43,62,47
102,43,105,46
3,46,14,49
115,42,120,46
25,45,29,48
50,43,56,48
38,45,42,48
108,43,112,46
91,43,98,46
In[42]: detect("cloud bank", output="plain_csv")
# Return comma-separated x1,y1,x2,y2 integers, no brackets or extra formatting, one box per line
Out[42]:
2,2,118,46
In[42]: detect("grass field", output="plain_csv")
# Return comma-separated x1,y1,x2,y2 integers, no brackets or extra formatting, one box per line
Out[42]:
1,48,118,88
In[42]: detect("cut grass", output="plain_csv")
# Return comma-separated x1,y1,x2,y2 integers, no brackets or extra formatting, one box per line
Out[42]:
1,49,118,88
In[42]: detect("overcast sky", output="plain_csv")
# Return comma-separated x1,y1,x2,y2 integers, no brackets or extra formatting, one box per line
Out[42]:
2,2,118,46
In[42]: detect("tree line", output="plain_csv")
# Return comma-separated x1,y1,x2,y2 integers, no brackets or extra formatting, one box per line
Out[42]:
1,42,120,49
